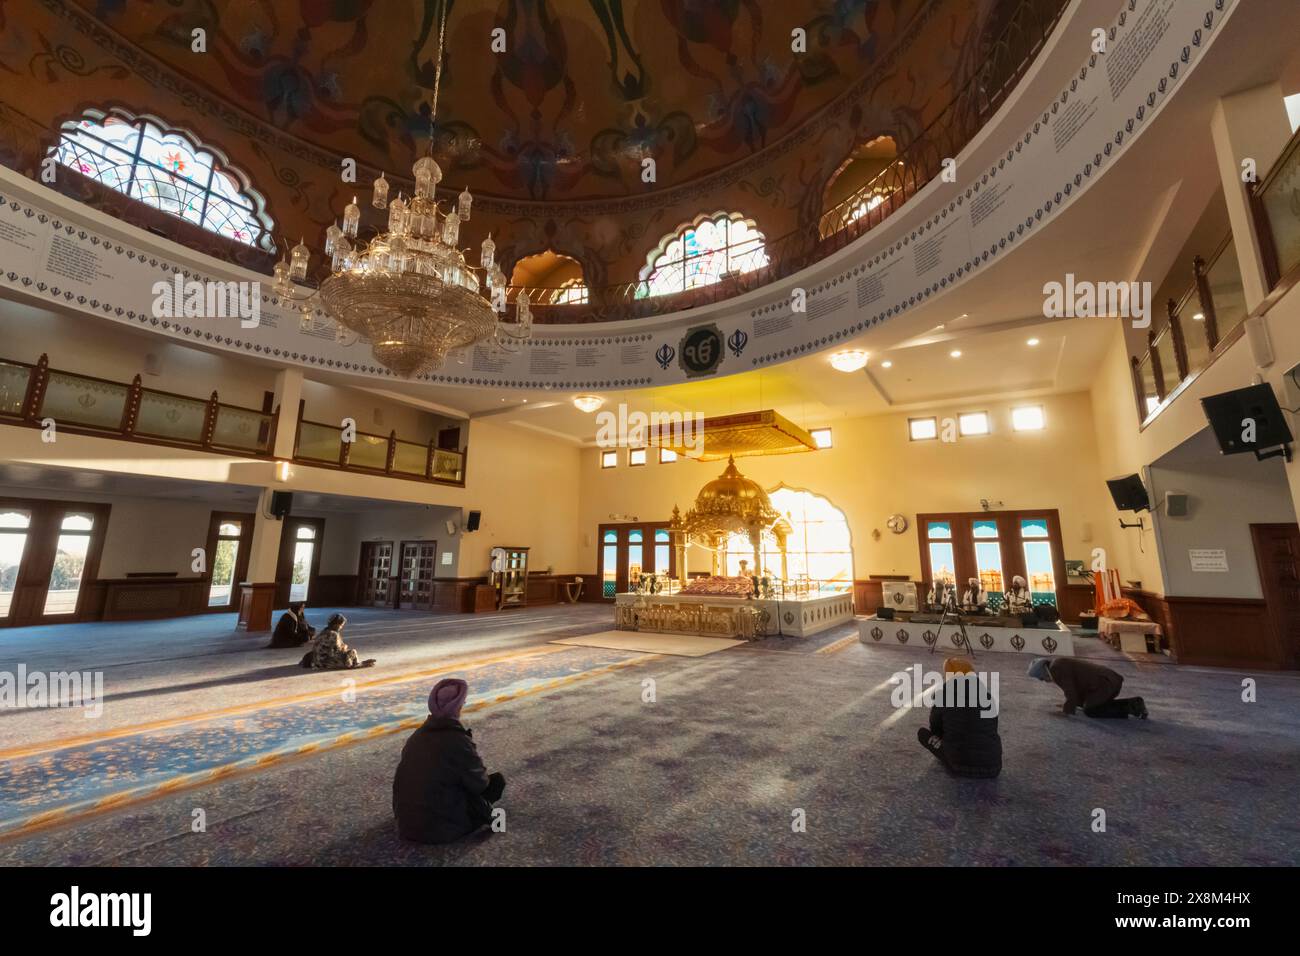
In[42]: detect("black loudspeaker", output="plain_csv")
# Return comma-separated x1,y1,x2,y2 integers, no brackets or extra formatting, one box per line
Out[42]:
466,510,481,532
1106,474,1149,512
1201,383,1293,458
269,491,293,518
875,607,895,621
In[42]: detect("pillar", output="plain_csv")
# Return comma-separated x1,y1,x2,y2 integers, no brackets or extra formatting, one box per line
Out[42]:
237,488,284,631
271,367,304,461
1208,83,1291,313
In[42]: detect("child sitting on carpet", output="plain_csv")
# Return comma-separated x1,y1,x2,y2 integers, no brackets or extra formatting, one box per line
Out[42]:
392,678,507,844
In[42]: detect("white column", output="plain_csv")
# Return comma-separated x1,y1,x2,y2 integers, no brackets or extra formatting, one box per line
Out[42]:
271,367,304,460
1209,83,1291,313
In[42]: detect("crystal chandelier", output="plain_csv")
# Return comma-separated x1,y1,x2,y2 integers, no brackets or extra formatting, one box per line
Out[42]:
273,6,530,377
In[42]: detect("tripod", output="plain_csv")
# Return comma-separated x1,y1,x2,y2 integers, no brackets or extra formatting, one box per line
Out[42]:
928,592,976,659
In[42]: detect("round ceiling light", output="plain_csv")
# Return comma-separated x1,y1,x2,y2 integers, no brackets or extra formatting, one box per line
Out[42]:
950,349,962,358
881,360,893,369
573,394,604,413
829,349,869,373
1027,338,1040,346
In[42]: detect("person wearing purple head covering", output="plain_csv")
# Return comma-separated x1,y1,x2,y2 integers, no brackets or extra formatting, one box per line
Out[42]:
392,678,506,843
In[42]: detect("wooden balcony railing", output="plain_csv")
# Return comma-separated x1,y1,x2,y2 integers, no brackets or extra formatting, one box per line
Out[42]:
0,353,277,456
293,415,466,487
1131,233,1249,427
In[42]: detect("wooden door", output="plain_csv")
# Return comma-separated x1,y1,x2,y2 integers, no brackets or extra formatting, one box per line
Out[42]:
398,540,437,610
358,541,394,607
1251,522,1300,668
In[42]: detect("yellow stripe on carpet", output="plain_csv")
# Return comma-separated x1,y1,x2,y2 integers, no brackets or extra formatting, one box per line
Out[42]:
551,631,743,657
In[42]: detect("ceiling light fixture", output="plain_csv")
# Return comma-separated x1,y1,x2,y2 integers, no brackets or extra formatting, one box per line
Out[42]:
950,349,962,358
829,349,869,373
1192,312,1205,321
1027,338,1040,346
572,395,604,413
271,5,529,377
881,360,893,369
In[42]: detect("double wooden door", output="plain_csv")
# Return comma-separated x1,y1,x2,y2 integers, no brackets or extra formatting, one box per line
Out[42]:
398,540,438,610
358,541,393,607
597,521,674,599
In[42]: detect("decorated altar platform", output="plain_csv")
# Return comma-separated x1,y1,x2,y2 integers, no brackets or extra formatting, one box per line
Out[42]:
615,591,855,640
858,616,1075,657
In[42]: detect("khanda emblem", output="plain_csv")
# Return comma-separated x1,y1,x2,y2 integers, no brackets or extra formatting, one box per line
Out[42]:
655,343,675,369
727,328,748,357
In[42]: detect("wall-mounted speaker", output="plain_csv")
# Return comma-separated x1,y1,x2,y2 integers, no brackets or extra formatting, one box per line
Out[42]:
445,519,458,536
1165,493,1190,517
1245,316,1275,369
269,491,293,518
466,510,482,532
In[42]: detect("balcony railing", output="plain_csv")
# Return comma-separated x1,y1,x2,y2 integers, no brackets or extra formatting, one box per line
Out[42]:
1131,233,1249,426
293,417,466,486
0,353,276,455
1251,124,1300,289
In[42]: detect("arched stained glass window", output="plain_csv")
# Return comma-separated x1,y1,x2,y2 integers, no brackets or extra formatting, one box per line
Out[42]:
51,109,274,251
636,212,768,299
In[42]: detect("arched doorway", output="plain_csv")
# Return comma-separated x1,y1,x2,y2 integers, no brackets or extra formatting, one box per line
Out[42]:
724,485,853,586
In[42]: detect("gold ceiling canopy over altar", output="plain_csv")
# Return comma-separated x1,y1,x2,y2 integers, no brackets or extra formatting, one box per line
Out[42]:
652,410,817,461
667,457,790,581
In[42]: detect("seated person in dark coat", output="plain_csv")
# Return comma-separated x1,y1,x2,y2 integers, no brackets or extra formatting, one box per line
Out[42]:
268,602,315,648
1028,657,1148,718
917,657,1002,778
393,678,506,844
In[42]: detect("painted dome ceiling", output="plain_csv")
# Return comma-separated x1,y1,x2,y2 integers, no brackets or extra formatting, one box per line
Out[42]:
0,0,1016,292
69,0,969,202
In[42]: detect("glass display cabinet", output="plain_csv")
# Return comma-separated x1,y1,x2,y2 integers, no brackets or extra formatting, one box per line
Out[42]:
490,546,529,610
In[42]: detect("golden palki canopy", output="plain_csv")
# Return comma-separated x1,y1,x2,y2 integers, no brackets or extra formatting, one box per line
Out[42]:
674,456,783,536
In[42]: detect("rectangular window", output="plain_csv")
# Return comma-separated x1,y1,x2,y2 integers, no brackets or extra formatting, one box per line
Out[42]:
810,427,833,449
629,447,647,466
909,417,938,441
1012,405,1046,431
659,448,677,463
0,510,32,619
600,450,618,469
959,411,990,436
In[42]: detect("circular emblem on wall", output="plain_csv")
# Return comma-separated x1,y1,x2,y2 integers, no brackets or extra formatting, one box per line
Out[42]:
1041,636,1058,653
870,626,883,641
678,323,724,378
1010,634,1025,651
979,632,994,649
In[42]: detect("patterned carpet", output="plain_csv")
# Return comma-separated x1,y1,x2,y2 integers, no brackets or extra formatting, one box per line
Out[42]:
2,610,1297,866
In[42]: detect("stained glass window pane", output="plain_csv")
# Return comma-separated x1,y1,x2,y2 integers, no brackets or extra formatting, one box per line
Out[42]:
927,521,951,539
638,214,768,299
1021,519,1050,538
972,520,998,538
52,110,273,250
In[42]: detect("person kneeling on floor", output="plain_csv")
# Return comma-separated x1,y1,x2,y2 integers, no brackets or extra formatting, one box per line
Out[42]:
917,657,1002,779
269,601,315,648
1028,657,1147,718
300,613,375,670
392,678,506,844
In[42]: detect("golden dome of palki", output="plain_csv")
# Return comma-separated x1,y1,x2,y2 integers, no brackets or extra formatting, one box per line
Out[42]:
675,457,783,535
